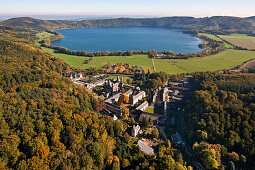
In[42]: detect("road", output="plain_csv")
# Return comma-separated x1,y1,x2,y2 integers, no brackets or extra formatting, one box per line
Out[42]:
152,58,156,73
163,77,204,169
177,111,204,170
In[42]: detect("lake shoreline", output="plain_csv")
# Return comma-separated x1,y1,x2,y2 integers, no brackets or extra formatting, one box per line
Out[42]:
50,27,204,53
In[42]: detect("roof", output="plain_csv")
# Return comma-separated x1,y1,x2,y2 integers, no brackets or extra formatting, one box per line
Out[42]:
133,91,145,99
104,93,121,103
136,101,148,110
125,89,133,95
138,140,154,154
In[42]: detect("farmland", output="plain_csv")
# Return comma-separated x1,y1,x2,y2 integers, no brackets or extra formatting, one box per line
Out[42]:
218,34,255,50
154,49,255,74
199,33,234,48
37,32,255,75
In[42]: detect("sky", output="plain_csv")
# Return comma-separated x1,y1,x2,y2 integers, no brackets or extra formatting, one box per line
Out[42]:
0,0,254,17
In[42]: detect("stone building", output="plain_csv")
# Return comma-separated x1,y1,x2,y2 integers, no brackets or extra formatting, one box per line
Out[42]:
131,91,146,106
136,101,149,111
132,125,140,137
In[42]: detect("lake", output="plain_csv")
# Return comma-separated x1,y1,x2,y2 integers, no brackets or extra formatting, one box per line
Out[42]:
52,27,204,53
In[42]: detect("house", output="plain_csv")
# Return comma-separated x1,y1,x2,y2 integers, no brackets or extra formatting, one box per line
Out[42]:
131,91,146,106
136,101,149,111
132,125,140,137
152,88,159,104
125,89,133,97
162,87,169,101
138,138,159,154
104,78,124,94
105,93,122,104
105,102,123,115
63,71,83,81
138,140,154,154
84,79,105,89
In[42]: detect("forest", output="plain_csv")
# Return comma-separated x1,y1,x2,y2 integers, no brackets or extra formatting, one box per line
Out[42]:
182,71,255,169
0,22,189,169
1,16,255,34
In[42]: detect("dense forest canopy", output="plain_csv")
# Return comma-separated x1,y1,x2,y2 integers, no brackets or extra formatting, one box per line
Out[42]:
1,16,255,34
182,72,255,169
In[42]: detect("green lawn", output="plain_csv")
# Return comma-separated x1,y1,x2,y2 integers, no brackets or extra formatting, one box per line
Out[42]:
41,45,154,71
84,55,153,71
200,33,234,49
36,32,54,46
154,49,255,74
145,107,161,114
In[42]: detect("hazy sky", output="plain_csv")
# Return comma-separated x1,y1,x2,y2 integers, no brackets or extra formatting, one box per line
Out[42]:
0,0,254,17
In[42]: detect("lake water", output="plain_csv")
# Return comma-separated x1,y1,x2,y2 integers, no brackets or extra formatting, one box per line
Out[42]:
52,27,203,53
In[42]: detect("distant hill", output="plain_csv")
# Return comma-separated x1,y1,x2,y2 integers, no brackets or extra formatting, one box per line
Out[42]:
1,16,255,33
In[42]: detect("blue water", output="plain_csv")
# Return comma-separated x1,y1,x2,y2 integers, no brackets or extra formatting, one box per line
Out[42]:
52,27,203,53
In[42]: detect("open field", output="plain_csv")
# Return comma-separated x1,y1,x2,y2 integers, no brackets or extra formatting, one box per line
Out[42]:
200,33,234,48
36,32,54,46
218,34,255,50
41,46,255,75
37,33,255,75
40,46,155,71
154,49,255,74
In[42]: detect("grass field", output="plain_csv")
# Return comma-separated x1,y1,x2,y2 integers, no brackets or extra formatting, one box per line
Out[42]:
37,32,255,75
41,46,154,71
36,32,54,46
154,49,255,74
200,33,234,49
218,34,255,50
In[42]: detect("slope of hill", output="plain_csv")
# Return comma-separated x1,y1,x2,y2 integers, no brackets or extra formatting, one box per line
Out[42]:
1,16,255,33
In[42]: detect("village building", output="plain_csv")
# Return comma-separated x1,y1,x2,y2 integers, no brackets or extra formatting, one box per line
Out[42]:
136,101,149,111
131,125,140,137
138,138,159,155
131,91,146,106
105,93,121,104
162,87,169,102
63,71,83,81
104,77,124,94
125,89,133,97
105,102,123,115
138,140,154,154
84,79,105,89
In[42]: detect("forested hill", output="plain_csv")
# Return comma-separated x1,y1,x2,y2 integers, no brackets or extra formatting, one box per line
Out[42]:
1,16,255,33
182,72,255,169
0,22,188,169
